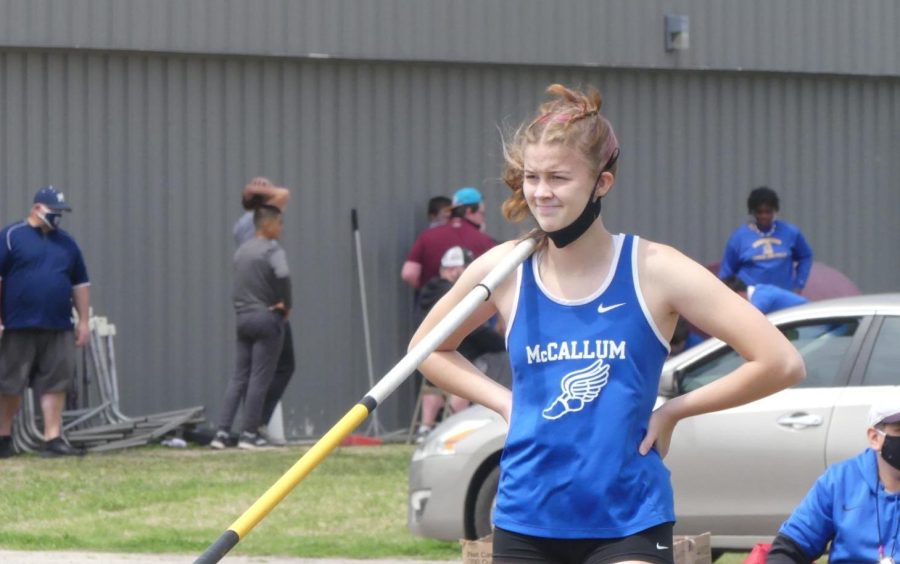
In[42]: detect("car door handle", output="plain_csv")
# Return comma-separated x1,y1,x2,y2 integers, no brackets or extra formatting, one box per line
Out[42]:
777,413,823,429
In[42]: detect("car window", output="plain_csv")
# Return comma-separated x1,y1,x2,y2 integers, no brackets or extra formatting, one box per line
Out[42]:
862,317,900,386
678,318,860,393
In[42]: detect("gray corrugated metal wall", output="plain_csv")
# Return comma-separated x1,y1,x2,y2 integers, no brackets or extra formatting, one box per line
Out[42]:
0,49,898,436
0,0,899,77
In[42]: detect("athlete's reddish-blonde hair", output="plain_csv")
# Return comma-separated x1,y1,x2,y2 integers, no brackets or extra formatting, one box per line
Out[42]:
501,84,619,226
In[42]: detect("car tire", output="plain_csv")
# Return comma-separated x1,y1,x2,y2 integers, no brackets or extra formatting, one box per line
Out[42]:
473,465,500,539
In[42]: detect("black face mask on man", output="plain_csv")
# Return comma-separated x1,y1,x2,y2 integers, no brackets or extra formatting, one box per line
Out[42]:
878,430,900,472
37,206,62,230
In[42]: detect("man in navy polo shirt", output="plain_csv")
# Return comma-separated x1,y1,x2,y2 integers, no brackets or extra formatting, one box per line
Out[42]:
0,186,90,458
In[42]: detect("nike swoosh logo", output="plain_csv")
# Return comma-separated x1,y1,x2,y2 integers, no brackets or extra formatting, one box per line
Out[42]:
842,504,857,511
656,543,669,550
597,302,626,314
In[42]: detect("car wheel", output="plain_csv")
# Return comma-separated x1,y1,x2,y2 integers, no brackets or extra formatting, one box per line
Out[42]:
473,465,500,538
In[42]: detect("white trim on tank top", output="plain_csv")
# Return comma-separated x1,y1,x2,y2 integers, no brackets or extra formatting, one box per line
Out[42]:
504,258,524,347
631,235,672,351
530,233,625,306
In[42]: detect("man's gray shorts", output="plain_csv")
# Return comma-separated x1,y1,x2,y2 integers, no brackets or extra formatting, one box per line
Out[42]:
0,329,76,396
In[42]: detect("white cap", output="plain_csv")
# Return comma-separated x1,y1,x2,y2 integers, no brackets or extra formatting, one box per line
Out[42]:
441,246,472,268
868,396,900,428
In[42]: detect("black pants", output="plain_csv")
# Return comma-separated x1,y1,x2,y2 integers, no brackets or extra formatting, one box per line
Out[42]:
492,523,674,564
261,320,295,426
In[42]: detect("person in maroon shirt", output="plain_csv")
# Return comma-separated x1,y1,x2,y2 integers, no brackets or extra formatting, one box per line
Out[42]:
401,187,496,290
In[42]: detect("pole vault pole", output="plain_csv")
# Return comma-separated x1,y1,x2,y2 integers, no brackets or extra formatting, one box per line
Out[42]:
194,236,537,564
351,208,384,437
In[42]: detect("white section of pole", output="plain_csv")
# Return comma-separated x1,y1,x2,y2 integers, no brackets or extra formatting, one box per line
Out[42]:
367,236,536,406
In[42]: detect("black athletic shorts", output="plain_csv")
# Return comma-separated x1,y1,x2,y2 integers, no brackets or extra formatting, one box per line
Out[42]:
492,522,675,564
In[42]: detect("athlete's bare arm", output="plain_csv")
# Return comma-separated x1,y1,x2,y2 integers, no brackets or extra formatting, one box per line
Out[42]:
409,240,520,420
636,239,805,457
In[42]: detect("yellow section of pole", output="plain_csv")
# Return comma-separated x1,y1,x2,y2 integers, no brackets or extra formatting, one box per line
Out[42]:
229,403,371,539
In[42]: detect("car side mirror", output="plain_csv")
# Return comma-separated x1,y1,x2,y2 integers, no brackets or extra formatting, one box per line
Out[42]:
658,368,679,397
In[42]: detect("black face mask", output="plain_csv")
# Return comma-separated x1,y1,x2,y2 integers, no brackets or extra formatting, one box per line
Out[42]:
545,148,619,249
546,192,602,248
37,208,62,230
880,432,900,472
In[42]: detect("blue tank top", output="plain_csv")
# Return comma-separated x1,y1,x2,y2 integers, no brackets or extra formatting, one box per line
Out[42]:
494,233,675,539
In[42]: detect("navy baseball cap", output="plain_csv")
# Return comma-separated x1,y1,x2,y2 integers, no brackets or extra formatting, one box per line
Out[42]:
34,186,72,211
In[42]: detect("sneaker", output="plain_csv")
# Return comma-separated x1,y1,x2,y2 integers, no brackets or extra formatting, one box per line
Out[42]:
0,435,15,459
41,437,84,458
414,425,432,445
209,430,230,450
238,432,270,450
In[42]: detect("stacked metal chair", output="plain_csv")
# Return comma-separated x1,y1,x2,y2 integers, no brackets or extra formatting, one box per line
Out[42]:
11,312,205,454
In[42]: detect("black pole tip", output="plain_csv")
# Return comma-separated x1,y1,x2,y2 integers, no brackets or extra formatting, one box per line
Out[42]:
194,530,240,564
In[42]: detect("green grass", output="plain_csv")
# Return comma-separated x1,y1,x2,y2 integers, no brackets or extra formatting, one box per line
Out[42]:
0,444,459,559
0,443,755,561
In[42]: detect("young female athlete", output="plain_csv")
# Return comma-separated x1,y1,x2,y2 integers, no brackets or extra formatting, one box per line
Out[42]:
410,84,805,564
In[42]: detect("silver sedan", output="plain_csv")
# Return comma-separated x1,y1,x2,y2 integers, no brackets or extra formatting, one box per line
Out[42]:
408,293,900,550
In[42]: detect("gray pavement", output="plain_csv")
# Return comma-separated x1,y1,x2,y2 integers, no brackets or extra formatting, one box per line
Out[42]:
0,550,458,563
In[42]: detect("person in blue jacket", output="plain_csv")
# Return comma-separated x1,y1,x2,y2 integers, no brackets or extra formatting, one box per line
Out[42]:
767,397,900,564
723,276,809,315
719,187,813,293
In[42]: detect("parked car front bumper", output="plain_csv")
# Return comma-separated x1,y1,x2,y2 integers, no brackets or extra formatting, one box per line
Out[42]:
407,408,507,540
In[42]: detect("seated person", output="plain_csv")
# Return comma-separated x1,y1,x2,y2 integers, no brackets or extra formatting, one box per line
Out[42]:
766,396,900,563
723,275,808,315
414,246,505,441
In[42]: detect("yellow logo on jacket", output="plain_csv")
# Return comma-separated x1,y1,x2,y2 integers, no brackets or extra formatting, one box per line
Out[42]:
751,237,788,261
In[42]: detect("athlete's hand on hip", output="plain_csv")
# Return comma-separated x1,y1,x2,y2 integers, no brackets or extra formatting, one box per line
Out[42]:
75,319,90,347
639,401,680,458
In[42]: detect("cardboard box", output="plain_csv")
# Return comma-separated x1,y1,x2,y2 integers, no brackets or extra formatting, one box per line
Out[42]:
674,532,712,564
460,535,492,564
462,532,712,564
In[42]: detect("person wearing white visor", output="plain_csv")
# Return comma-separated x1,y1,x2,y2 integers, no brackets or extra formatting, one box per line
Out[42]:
768,395,900,563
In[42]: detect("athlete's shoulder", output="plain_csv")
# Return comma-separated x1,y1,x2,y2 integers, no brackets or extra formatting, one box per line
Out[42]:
634,236,683,262
635,236,706,283
461,239,522,277
472,239,521,263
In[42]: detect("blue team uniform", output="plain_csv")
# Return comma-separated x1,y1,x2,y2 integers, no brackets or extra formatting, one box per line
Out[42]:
0,221,89,330
497,234,674,538
719,220,813,291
